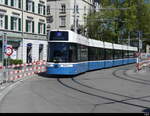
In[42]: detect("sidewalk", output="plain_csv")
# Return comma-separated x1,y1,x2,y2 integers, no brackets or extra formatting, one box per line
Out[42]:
0,69,4,84
0,69,13,92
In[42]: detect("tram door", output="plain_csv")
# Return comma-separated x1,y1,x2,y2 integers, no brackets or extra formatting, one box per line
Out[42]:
39,44,43,60
27,43,32,63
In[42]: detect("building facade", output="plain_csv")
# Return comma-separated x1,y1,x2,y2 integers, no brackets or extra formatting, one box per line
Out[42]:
46,0,98,35
0,0,47,64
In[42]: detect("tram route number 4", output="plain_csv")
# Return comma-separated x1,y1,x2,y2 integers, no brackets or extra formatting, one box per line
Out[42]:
5,46,13,56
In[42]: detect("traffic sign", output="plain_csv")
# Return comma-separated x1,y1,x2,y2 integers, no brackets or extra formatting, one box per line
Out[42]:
5,46,13,56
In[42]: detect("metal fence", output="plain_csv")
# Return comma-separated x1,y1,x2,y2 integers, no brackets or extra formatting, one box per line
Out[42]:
0,60,47,85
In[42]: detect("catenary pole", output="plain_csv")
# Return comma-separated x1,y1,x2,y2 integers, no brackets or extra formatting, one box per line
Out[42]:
74,0,77,33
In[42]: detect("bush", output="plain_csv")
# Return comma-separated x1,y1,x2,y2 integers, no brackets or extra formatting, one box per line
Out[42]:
3,59,23,66
11,59,23,65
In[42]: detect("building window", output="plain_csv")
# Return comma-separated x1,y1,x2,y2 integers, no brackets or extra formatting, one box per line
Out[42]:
38,4,45,15
38,23,45,34
13,17,18,30
0,0,4,4
47,16,53,23
28,1,32,12
84,6,87,15
27,20,32,33
76,5,79,13
11,17,21,31
26,0,34,12
47,5,50,15
14,0,18,8
26,20,34,33
0,15,4,29
40,5,43,14
11,0,21,8
74,5,79,13
59,16,66,27
40,23,43,34
60,4,66,13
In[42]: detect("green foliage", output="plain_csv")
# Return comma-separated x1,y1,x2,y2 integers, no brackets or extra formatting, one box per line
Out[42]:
86,0,150,44
3,59,23,66
10,59,23,65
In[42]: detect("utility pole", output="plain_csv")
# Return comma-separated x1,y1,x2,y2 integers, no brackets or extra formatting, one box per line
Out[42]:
74,0,77,33
128,31,131,46
138,31,142,53
2,33,8,82
2,33,7,67
22,0,24,63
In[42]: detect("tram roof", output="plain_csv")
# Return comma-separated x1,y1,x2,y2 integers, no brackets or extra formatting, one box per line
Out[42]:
113,44,123,50
50,30,138,51
70,30,89,46
88,39,104,48
128,46,138,51
104,42,113,49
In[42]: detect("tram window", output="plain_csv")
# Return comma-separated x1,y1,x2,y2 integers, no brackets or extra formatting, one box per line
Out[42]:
80,45,88,61
114,50,118,59
122,50,124,58
77,45,88,62
129,51,135,58
95,48,99,60
77,45,81,61
105,49,113,60
88,47,95,61
114,50,123,59
99,48,105,60
119,50,123,59
124,50,129,58
69,44,77,62
123,50,126,58
50,31,68,41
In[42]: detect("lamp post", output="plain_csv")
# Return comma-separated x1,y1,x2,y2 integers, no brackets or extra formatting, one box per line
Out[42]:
74,0,77,33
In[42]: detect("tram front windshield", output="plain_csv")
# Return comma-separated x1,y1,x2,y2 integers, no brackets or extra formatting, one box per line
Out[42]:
48,43,69,63
48,42,88,63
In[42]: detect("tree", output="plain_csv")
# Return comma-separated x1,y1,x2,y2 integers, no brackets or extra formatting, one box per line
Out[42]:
86,0,150,45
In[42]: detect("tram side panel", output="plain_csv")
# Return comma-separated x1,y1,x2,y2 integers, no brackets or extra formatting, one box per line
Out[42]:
88,61,105,71
47,62,89,75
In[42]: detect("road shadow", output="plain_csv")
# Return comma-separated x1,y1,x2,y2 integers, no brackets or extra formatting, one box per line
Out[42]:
37,72,75,79
143,108,150,113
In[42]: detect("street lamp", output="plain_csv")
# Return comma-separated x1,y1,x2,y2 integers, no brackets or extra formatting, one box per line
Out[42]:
74,0,77,33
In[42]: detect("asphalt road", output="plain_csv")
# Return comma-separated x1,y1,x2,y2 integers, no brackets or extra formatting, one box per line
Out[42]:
0,64,150,113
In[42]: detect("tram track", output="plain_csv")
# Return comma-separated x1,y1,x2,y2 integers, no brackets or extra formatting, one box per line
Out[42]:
112,68,150,86
57,82,150,111
57,78,150,111
71,78,150,104
123,70,150,83
57,65,150,112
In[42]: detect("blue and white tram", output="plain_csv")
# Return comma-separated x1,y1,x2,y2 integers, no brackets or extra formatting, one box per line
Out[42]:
46,30,138,75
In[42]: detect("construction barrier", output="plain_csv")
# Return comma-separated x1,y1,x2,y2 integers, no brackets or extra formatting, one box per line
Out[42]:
136,53,150,71
0,60,47,85
136,60,150,71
